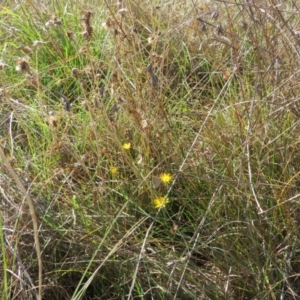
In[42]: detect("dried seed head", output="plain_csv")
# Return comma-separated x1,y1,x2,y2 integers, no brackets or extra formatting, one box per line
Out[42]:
72,68,80,78
118,8,128,16
102,17,114,31
26,74,39,87
82,11,92,22
19,45,33,55
16,57,30,73
82,11,93,40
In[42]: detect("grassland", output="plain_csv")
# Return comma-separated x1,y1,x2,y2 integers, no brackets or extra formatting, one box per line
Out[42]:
1,0,300,299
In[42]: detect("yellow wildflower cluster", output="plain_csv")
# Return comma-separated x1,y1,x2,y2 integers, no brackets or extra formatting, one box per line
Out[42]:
159,172,173,184
153,196,170,209
122,142,131,150
110,167,118,175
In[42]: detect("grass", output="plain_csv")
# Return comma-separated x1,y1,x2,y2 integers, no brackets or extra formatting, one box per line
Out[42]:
1,0,300,299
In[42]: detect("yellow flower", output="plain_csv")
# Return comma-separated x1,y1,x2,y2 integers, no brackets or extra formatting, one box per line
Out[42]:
110,167,118,175
160,172,173,184
153,196,170,209
122,142,131,150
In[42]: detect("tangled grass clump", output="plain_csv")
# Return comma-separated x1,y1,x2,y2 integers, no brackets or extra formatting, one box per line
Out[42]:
1,0,300,299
